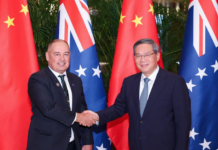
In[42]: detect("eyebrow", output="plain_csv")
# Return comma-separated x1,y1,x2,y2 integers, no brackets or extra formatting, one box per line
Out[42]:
135,52,152,54
53,52,70,54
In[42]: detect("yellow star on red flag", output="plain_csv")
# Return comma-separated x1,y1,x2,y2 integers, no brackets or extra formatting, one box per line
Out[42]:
4,16,15,28
120,12,126,24
132,15,143,27
148,4,154,15
20,4,29,16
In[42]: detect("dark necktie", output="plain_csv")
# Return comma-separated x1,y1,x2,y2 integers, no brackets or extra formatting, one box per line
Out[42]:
58,75,70,109
139,78,150,117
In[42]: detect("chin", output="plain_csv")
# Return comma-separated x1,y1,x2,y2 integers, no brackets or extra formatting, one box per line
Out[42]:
140,68,149,72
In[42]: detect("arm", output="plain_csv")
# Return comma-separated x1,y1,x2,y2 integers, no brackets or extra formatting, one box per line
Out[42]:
97,79,128,125
172,77,191,150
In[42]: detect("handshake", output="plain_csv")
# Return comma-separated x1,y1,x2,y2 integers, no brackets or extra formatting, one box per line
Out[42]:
76,110,99,127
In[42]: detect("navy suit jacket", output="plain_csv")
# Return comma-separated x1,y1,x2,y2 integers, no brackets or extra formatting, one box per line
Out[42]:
27,67,93,150
97,68,191,150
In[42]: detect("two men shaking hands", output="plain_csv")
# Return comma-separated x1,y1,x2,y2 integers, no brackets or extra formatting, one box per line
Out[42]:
27,39,191,150
76,110,99,127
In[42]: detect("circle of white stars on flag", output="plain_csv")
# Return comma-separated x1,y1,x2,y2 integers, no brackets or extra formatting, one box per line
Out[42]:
186,59,218,92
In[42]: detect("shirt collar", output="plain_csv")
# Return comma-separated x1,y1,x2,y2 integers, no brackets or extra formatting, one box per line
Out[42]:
141,66,159,81
48,66,67,78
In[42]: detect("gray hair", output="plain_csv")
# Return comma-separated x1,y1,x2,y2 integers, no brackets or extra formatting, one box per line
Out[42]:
133,38,159,54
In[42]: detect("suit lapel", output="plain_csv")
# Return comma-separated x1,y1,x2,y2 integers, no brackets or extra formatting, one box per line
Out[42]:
133,73,142,117
45,67,69,109
66,72,76,111
142,68,167,118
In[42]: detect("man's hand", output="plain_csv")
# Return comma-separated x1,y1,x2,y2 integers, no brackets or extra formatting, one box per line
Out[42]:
82,145,92,150
76,111,99,127
83,110,99,118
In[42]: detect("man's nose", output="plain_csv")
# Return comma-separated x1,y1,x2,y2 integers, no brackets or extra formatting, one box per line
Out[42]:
59,55,64,60
140,55,147,61
60,54,65,60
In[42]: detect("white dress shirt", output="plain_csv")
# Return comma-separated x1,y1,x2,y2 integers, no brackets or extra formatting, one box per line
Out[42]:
48,66,75,142
139,66,159,100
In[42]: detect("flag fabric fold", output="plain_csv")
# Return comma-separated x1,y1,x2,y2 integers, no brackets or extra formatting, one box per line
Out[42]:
179,0,218,149
107,0,163,149
0,0,39,150
55,0,111,149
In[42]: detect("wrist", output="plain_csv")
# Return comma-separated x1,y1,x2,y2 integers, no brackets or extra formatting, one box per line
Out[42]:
75,113,81,122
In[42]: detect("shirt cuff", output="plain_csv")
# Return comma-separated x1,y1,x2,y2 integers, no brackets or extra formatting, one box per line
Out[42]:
96,121,99,125
72,113,77,125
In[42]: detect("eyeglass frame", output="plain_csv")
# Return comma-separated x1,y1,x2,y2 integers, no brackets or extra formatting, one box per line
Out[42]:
134,53,155,59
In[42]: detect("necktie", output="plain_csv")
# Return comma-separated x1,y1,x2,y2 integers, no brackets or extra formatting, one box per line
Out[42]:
58,75,70,109
139,78,150,117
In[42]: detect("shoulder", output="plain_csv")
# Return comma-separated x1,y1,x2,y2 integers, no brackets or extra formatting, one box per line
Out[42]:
29,68,48,80
165,69,184,79
122,72,141,84
67,71,80,79
28,68,51,88
159,68,186,85
125,72,141,80
66,71,83,84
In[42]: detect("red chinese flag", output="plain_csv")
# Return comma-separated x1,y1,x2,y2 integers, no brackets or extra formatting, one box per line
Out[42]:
107,0,163,149
0,0,39,150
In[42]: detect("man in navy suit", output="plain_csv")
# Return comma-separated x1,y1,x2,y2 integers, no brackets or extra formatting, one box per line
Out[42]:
86,38,191,150
27,39,98,150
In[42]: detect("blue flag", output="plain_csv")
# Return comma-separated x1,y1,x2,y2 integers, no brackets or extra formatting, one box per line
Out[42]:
55,0,111,149
179,0,218,149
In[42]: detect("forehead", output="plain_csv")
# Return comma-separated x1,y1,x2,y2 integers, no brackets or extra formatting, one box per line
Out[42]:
49,42,70,52
135,43,153,53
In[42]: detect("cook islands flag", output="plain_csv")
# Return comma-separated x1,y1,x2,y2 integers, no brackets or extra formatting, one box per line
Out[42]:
179,0,218,149
55,0,111,149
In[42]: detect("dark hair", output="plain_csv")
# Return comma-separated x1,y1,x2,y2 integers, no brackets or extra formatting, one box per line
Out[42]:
133,38,159,54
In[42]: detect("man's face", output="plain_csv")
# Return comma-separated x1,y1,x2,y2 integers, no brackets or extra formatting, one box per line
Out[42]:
134,43,160,77
46,42,70,74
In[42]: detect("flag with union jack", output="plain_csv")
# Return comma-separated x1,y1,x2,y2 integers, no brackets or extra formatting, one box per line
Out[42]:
55,0,111,149
179,0,218,149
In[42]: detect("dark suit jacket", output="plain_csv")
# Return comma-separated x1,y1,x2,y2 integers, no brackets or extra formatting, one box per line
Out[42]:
27,67,93,150
97,68,191,150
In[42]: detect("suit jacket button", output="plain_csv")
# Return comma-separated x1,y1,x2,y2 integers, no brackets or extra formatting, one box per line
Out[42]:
140,137,141,139
141,121,143,124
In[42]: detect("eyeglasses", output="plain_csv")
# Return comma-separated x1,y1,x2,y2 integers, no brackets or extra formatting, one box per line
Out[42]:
135,53,155,59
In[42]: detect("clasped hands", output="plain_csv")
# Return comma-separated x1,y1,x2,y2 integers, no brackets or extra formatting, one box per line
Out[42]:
76,110,99,127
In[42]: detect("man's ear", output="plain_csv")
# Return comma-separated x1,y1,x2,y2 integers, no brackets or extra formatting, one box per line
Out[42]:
45,52,49,61
156,52,160,61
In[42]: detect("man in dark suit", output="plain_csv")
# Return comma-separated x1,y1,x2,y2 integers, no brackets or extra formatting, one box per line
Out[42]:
27,39,97,150
85,38,191,150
